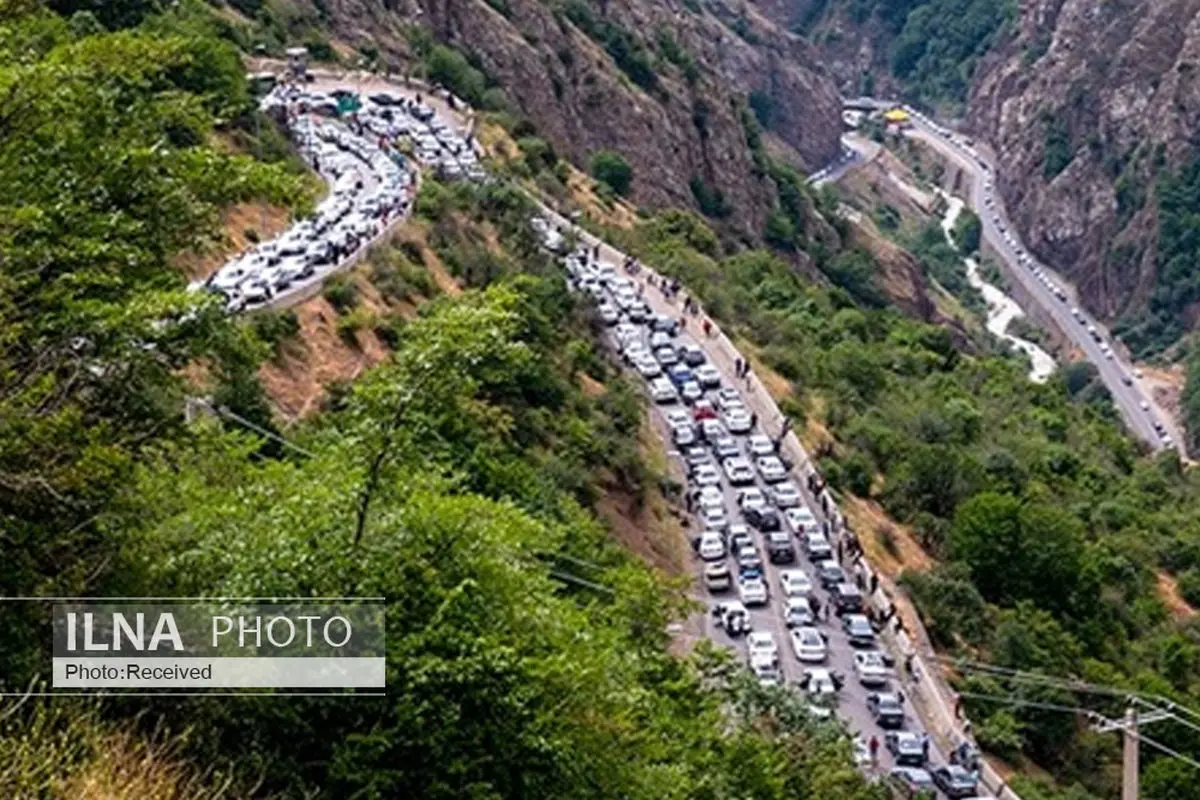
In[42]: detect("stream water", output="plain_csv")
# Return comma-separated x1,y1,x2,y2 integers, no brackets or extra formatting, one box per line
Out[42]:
938,191,1056,383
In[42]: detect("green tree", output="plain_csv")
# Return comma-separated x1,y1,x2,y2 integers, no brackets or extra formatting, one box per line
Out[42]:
951,494,1084,613
590,149,633,195
953,208,982,253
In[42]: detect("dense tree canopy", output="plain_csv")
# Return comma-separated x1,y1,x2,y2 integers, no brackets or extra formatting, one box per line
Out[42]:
599,205,1200,800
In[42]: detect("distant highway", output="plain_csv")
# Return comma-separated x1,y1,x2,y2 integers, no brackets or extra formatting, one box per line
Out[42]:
837,103,1180,454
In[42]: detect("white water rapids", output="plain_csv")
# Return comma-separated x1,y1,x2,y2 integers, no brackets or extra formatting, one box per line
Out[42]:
937,191,1056,382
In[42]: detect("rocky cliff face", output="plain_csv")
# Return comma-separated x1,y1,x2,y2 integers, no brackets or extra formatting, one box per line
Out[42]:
296,0,843,236
968,0,1200,339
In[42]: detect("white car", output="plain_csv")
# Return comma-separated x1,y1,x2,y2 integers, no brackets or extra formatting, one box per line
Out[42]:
724,408,753,434
693,463,721,487
649,377,677,403
853,651,890,687
697,531,725,561
749,652,782,686
785,507,817,534
597,302,618,325
770,482,801,508
804,532,833,561
737,487,767,509
636,357,662,379
665,408,693,428
614,322,640,345
723,457,756,485
715,388,743,410
699,418,727,441
696,486,724,510
802,668,840,699
747,631,779,662
671,424,696,447
700,504,729,531
713,436,741,461
680,381,704,404
790,626,828,663
779,569,813,597
782,596,816,628
739,576,769,607
748,434,774,457
696,363,722,388
756,456,788,483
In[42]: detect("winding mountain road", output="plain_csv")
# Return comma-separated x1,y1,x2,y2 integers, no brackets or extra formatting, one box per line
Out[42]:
841,106,1181,453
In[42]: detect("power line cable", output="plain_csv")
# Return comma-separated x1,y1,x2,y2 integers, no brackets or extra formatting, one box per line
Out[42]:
959,690,1200,771
190,397,315,458
939,657,1200,739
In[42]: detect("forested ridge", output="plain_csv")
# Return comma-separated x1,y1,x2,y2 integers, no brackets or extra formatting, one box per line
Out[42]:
0,3,886,795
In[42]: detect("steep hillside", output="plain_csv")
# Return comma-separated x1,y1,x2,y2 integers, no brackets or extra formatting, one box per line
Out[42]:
271,0,843,236
968,0,1200,358
755,0,1012,106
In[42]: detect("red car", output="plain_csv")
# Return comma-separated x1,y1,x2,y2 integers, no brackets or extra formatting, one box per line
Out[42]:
693,399,717,421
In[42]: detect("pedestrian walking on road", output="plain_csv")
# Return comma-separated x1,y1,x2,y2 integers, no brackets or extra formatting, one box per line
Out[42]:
734,357,744,377
750,411,758,430
679,316,687,331
837,540,845,563
869,573,879,596
703,318,713,337
869,736,880,764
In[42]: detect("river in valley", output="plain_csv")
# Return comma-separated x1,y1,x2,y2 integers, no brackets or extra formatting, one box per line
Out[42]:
938,191,1056,383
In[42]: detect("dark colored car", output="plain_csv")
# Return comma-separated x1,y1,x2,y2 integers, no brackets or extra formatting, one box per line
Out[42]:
885,731,927,767
667,363,694,386
677,342,705,366
736,548,764,580
831,582,863,614
817,561,846,589
650,313,679,335
744,506,781,532
866,692,905,729
766,532,796,564
888,767,934,799
932,765,980,799
842,614,877,647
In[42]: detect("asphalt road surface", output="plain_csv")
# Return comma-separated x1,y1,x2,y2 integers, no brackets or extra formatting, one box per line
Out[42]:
874,111,1179,453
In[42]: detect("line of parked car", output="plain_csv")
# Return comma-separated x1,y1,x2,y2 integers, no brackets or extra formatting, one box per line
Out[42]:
540,216,990,799
198,86,416,311
356,89,486,182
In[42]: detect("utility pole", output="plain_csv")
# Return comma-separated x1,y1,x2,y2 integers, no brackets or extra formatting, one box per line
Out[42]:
1122,706,1139,800
1093,704,1173,800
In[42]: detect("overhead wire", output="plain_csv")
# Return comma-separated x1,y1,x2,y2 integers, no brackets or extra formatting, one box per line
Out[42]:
937,656,1200,739
957,691,1200,771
